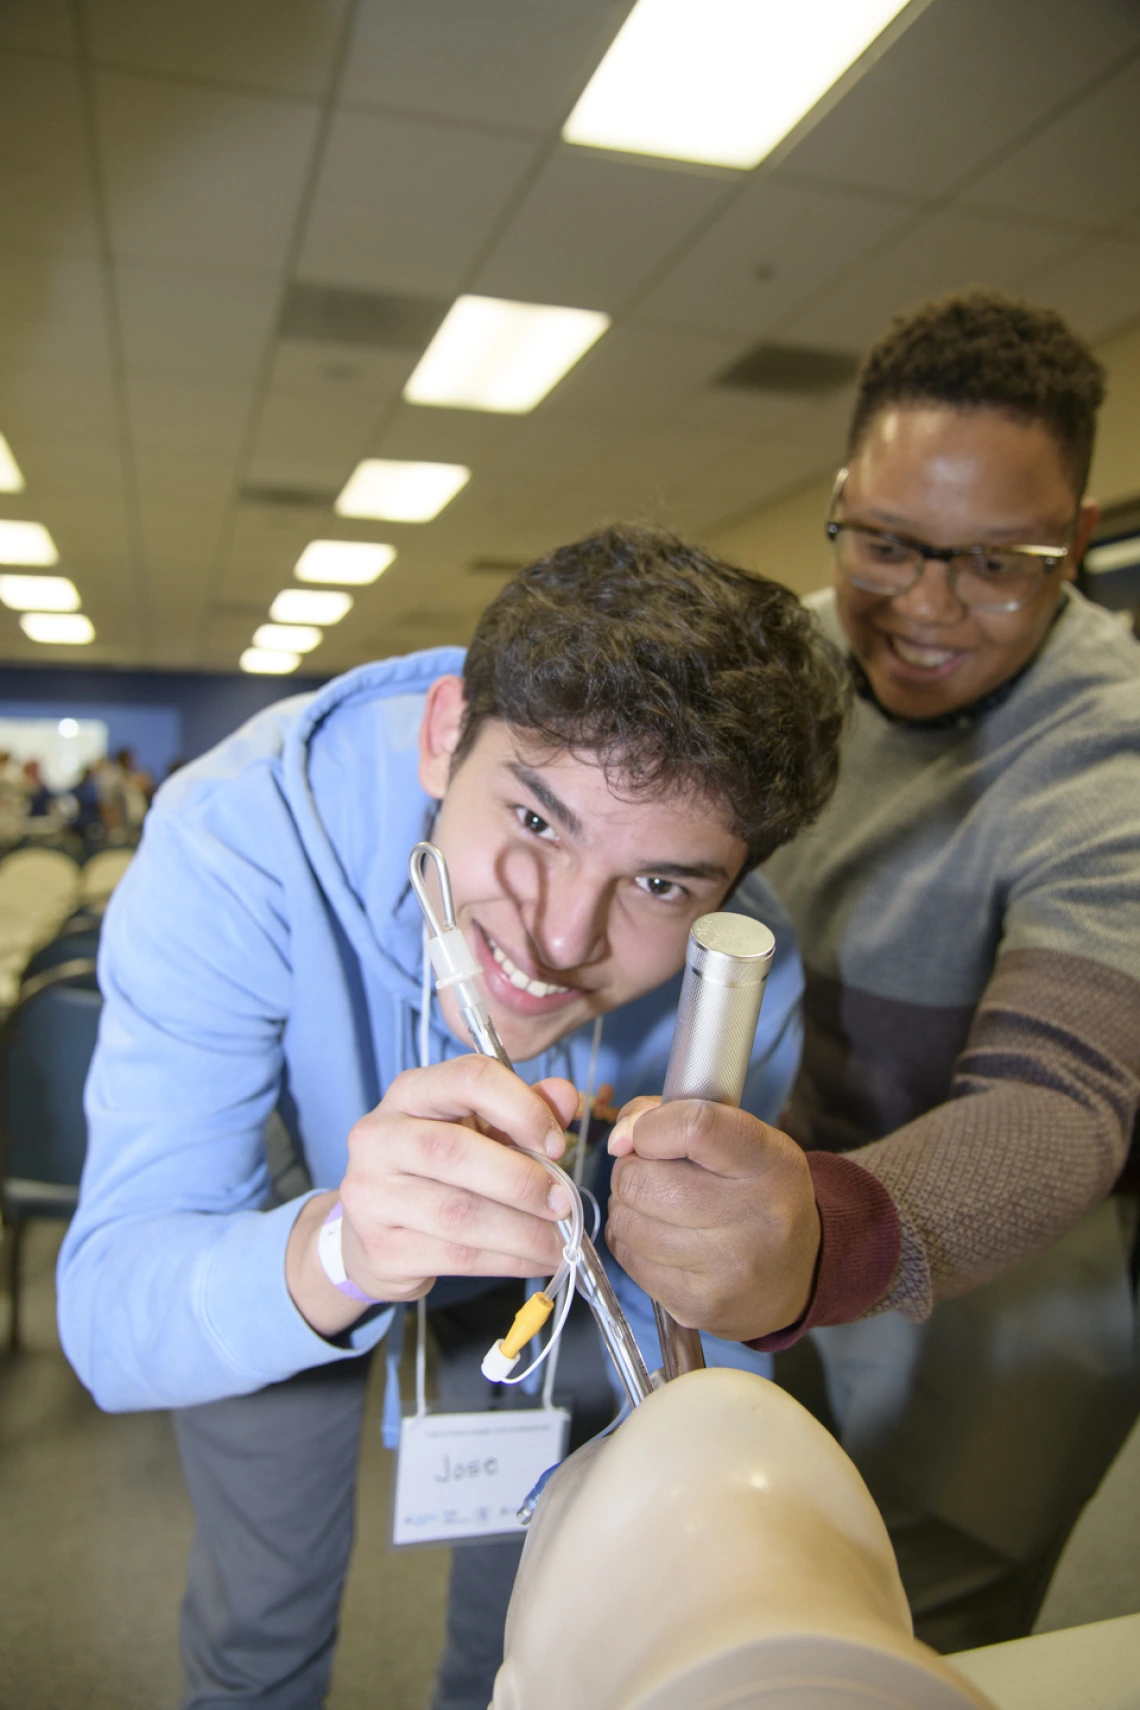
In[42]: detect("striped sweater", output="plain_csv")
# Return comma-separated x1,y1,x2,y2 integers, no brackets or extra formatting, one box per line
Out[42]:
760,584,1140,1339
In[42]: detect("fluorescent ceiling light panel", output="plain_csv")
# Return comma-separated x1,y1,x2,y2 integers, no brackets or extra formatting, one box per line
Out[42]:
295,540,396,585
563,0,912,169
0,433,25,493
253,622,323,654
269,588,353,626
404,296,610,413
20,612,94,644
335,460,470,523
241,647,300,675
0,520,59,565
0,574,80,612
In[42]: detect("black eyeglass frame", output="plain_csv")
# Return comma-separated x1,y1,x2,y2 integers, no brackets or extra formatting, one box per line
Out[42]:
824,468,1077,614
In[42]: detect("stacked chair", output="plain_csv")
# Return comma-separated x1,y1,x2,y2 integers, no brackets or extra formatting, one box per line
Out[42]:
0,847,132,1349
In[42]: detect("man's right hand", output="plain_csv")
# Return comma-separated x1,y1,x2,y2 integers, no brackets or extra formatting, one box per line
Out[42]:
286,1058,578,1337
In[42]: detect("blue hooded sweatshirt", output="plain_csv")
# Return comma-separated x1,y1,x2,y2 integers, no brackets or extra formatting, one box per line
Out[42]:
58,650,803,1413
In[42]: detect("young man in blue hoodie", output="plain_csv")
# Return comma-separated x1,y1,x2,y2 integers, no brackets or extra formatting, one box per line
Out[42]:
59,526,847,1710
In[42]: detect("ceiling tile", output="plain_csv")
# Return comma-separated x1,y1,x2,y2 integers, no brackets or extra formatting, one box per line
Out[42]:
783,0,1140,200
543,322,747,423
116,264,281,380
87,0,349,99
782,209,1077,349
961,56,1140,232
342,0,618,132
96,72,322,268
263,338,413,403
0,54,99,256
246,386,388,489
0,255,111,372
634,176,913,339
0,1,75,54
473,146,729,311
1023,239,1140,343
297,109,540,295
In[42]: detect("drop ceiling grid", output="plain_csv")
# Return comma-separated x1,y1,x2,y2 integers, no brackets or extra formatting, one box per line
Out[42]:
3,1,1140,672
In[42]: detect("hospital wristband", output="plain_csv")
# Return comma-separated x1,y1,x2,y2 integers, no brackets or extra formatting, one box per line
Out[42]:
317,1199,383,1306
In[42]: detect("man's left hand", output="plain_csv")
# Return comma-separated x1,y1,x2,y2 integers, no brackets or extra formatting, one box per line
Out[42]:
606,1099,820,1342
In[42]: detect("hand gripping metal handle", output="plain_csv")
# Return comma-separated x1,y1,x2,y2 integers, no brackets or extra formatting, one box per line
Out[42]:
653,912,776,1381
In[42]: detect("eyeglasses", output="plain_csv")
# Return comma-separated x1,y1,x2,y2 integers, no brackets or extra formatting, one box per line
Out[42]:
825,469,1074,614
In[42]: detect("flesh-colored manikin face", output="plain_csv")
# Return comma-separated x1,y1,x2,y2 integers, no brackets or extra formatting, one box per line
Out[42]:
418,677,747,1063
834,405,1099,720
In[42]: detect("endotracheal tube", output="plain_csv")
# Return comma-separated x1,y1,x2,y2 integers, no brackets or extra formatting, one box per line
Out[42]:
408,840,652,1404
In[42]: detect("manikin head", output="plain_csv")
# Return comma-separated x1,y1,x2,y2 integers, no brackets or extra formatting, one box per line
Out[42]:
494,1369,995,1710
832,290,1105,721
418,525,848,1062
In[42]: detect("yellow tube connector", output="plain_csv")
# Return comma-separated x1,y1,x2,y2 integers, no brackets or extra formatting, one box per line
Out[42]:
501,1292,554,1359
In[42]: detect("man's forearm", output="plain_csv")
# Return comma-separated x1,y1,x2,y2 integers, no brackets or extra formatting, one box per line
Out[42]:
750,949,1140,1346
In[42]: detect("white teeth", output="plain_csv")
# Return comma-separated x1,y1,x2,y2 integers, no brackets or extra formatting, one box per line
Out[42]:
488,936,569,999
892,636,958,667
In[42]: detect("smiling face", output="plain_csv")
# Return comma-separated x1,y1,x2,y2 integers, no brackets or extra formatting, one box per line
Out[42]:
418,676,748,1062
834,405,1099,720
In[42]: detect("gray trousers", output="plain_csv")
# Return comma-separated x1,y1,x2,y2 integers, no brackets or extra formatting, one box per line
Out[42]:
174,1358,371,1709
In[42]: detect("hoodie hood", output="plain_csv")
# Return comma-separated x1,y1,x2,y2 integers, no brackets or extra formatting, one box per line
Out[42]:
282,647,465,1011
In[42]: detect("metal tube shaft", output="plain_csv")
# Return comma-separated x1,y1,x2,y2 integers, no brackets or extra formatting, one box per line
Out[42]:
655,912,775,1380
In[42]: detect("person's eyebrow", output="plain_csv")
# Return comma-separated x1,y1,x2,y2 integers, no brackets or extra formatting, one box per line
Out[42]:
507,763,584,837
640,858,731,883
849,504,1067,544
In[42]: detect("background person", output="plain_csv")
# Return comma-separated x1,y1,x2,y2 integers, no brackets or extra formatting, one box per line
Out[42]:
58,527,847,1710
608,290,1140,1652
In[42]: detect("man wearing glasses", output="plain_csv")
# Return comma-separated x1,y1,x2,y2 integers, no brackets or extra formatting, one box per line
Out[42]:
610,290,1140,1653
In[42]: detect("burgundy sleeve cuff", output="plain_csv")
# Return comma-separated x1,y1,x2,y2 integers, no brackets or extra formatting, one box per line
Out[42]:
745,1151,901,1353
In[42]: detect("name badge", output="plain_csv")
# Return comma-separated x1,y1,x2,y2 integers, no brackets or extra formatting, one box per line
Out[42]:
391,1406,570,1548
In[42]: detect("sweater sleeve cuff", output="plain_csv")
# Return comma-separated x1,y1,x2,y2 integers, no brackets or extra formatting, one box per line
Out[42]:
745,1151,901,1352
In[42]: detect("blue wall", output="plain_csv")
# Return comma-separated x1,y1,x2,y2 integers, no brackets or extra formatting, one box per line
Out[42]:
0,665,329,779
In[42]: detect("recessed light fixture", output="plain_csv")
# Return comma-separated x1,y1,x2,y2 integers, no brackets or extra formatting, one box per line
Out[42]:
0,573,80,612
335,460,470,523
269,588,353,626
0,433,25,493
295,540,397,585
240,647,300,675
404,296,610,413
253,622,323,654
58,718,80,738
0,520,59,565
20,612,94,645
563,0,912,169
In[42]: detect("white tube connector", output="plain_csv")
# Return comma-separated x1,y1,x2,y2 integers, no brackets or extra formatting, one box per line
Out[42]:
481,1340,521,1383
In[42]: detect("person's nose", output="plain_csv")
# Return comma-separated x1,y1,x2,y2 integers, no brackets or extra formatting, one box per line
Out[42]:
890,555,965,626
529,870,610,974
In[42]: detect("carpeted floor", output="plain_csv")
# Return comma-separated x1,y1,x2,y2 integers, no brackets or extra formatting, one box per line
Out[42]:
1,1220,1138,1706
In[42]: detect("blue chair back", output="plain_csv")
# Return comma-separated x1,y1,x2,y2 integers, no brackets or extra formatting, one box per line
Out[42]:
0,975,103,1213
21,932,101,986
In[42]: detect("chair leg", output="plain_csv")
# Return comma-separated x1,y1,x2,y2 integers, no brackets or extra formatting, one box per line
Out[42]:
5,1218,25,1352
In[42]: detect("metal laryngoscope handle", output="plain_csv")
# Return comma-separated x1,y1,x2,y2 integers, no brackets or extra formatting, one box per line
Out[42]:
652,913,777,1381
409,842,653,1409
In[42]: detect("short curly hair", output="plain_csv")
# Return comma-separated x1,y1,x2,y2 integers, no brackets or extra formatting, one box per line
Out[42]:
848,289,1106,492
457,524,850,868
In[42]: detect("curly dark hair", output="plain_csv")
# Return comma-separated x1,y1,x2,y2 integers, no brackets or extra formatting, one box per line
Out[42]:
457,524,850,867
849,289,1106,492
